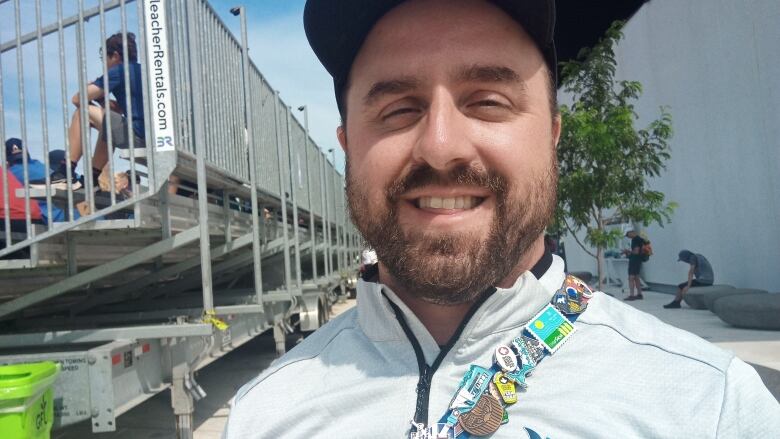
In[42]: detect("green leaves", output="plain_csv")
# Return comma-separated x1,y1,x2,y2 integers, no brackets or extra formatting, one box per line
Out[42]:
554,20,677,274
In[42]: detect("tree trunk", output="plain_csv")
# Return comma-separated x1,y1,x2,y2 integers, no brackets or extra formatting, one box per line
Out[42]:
597,245,604,291
596,212,605,291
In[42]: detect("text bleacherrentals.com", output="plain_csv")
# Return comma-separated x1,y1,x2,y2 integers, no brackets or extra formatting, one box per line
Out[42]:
148,0,169,132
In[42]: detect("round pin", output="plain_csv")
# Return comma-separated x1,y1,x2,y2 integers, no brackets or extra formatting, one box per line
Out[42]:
458,394,504,436
494,345,518,372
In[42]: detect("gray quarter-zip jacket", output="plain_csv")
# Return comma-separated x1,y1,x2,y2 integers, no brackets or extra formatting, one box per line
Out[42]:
225,255,780,438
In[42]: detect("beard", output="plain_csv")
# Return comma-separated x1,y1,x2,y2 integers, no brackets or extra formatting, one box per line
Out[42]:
346,156,557,305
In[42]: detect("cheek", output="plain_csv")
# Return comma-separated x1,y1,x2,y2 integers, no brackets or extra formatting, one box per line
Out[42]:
347,131,413,198
470,117,554,180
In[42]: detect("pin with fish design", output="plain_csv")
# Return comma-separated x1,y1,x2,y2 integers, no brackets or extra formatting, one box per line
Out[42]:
494,345,518,373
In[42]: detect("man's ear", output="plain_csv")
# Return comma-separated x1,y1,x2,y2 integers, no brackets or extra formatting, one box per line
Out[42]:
337,125,348,153
552,113,562,147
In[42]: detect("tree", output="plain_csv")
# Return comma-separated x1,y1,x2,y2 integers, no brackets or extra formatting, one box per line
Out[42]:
553,21,677,290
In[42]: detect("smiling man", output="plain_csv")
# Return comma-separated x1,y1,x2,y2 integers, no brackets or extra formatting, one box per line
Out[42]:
225,1,779,438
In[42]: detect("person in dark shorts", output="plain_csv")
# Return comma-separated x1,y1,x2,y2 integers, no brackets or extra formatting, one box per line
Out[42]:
623,230,645,300
664,249,714,308
57,32,145,188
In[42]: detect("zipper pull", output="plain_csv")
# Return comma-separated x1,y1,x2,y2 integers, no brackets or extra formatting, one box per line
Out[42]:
417,365,432,392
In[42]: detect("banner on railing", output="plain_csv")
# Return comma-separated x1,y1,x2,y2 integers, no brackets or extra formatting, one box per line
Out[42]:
144,0,176,152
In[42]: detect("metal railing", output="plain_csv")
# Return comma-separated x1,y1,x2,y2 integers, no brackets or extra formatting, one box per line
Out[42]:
0,0,357,314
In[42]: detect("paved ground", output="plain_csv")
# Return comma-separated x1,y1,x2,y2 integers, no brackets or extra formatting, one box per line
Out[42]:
55,290,780,438
54,300,357,439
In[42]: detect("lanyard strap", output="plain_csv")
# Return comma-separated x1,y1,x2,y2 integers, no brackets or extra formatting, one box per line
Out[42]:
410,274,593,439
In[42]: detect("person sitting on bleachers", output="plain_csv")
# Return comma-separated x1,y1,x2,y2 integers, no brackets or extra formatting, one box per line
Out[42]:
0,170,44,259
5,138,68,224
48,149,82,185
55,32,145,188
0,168,43,232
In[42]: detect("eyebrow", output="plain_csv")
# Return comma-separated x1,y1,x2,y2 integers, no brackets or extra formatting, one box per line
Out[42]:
360,65,525,106
453,64,526,88
363,77,420,106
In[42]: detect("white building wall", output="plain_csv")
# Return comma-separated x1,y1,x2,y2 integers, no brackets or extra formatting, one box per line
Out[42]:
560,0,780,291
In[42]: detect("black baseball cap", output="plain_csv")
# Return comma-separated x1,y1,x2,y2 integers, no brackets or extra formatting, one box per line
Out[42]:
5,137,25,162
304,0,557,116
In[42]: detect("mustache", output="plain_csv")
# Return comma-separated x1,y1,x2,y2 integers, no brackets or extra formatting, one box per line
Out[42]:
385,163,507,201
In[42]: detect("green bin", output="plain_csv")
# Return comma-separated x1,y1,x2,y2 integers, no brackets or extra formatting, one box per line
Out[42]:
0,361,60,439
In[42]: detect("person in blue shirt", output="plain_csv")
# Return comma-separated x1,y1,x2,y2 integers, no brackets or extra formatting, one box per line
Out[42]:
5,138,69,224
56,32,145,187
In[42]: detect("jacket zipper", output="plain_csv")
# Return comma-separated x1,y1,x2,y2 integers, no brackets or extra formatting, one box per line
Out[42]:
384,288,495,426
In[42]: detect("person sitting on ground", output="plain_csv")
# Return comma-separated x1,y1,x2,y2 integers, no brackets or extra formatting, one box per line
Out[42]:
5,138,68,224
664,249,714,309
622,230,645,301
55,32,145,189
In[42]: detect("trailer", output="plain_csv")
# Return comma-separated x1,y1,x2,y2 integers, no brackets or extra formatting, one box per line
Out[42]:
0,1,359,437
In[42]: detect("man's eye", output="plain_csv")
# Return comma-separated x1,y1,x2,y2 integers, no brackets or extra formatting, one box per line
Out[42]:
472,99,507,108
382,107,419,120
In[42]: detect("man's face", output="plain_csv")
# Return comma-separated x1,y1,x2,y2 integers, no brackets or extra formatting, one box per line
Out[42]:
340,0,561,304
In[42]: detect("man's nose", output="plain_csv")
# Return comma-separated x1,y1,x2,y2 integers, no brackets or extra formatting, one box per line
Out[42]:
411,91,477,171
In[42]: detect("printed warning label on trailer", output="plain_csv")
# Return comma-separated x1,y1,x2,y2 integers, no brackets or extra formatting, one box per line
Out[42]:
145,0,176,151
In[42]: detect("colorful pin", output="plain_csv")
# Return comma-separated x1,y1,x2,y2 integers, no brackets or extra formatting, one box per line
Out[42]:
494,345,518,372
492,372,518,404
527,304,576,353
457,395,504,436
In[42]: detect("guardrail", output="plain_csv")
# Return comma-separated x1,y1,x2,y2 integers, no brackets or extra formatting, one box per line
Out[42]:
0,0,359,315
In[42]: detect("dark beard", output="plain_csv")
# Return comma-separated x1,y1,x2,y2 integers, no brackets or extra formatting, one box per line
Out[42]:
346,160,557,305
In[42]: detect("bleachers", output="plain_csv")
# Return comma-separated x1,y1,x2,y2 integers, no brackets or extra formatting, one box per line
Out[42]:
0,1,359,434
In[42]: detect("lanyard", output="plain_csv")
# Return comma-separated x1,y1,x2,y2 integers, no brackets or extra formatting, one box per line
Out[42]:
409,274,593,439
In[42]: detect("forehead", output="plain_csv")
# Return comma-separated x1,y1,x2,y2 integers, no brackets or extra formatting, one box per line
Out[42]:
349,0,545,87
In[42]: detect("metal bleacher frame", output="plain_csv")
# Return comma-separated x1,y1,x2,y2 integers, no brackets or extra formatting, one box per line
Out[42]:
0,0,360,436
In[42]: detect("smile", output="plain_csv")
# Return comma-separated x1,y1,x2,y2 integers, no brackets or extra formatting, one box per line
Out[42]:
415,196,485,210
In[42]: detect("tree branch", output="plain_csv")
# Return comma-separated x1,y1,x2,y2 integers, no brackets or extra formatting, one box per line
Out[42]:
564,220,597,259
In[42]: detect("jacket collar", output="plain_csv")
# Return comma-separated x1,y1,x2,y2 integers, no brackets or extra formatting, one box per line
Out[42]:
356,254,566,365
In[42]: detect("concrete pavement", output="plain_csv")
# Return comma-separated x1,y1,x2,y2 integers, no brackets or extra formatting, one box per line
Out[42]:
54,300,357,439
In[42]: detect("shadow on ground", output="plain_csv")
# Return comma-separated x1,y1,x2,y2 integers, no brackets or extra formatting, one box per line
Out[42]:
54,332,302,439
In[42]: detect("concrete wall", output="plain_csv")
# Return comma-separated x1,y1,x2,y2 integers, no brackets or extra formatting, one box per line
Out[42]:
560,0,780,291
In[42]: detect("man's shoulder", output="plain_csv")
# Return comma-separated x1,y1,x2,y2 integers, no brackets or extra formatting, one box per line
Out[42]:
233,307,360,404
578,292,733,373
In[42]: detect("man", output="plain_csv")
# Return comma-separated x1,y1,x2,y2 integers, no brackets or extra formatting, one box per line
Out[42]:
226,1,779,437
56,32,145,188
622,230,644,300
0,166,43,231
5,138,67,224
664,249,715,309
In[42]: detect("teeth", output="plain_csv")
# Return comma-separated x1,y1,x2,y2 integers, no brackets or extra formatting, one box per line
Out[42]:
417,196,479,210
